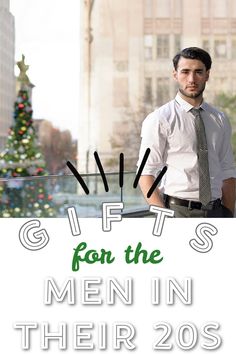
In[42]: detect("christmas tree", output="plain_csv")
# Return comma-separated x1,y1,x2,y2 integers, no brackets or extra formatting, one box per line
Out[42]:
0,55,55,217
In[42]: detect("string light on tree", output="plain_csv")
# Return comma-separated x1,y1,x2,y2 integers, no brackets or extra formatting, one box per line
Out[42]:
0,55,56,217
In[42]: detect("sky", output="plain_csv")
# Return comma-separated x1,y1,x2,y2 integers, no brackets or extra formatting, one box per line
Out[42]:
10,0,80,139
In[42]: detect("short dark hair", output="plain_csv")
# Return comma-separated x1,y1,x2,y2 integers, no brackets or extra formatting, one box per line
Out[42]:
173,47,212,71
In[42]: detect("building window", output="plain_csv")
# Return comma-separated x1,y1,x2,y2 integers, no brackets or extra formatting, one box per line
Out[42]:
144,35,153,60
174,34,181,54
145,78,152,104
156,78,169,106
157,35,169,58
202,39,210,53
155,0,171,18
214,40,227,58
232,40,236,59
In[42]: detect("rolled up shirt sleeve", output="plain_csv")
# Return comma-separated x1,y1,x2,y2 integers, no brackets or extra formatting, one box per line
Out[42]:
137,111,168,178
219,114,236,180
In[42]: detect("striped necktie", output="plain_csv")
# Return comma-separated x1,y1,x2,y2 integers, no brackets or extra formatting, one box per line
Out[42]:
191,108,212,206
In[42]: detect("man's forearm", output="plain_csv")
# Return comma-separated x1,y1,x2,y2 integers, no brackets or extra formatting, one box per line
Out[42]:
222,177,236,214
139,175,165,207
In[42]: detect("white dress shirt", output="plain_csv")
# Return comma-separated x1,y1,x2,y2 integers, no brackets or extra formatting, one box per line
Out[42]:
137,93,236,201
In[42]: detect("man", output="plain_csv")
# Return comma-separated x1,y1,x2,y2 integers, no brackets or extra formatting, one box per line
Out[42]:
138,47,236,217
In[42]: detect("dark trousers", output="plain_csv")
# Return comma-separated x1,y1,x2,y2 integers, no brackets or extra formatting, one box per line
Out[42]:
165,203,233,218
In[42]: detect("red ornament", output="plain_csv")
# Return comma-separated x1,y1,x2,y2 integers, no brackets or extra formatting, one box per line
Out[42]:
18,103,24,109
48,195,53,201
38,194,44,199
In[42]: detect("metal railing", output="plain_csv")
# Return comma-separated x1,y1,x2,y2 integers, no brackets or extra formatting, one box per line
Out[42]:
0,172,148,217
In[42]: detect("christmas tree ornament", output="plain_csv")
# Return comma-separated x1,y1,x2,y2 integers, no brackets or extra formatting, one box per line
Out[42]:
22,139,29,144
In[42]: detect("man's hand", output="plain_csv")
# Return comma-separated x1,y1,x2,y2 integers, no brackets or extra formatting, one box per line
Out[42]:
222,177,236,215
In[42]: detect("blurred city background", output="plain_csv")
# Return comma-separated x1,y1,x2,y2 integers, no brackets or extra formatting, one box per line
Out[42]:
1,0,236,217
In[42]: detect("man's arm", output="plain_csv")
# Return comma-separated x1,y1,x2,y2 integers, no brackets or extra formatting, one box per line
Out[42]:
139,175,165,208
221,177,236,215
219,114,236,215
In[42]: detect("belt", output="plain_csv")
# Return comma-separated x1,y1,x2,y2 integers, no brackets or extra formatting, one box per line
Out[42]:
164,195,221,210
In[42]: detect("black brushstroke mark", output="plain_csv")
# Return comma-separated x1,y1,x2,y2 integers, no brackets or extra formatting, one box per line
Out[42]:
66,161,89,194
94,151,109,192
133,148,151,188
147,166,167,198
119,153,124,188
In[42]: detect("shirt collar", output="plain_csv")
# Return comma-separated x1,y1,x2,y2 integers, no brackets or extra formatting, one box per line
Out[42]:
175,93,207,112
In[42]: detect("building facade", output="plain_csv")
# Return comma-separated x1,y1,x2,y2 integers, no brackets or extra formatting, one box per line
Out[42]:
0,0,15,150
80,0,236,172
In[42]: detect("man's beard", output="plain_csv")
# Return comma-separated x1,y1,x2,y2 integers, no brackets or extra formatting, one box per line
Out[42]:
179,86,205,99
